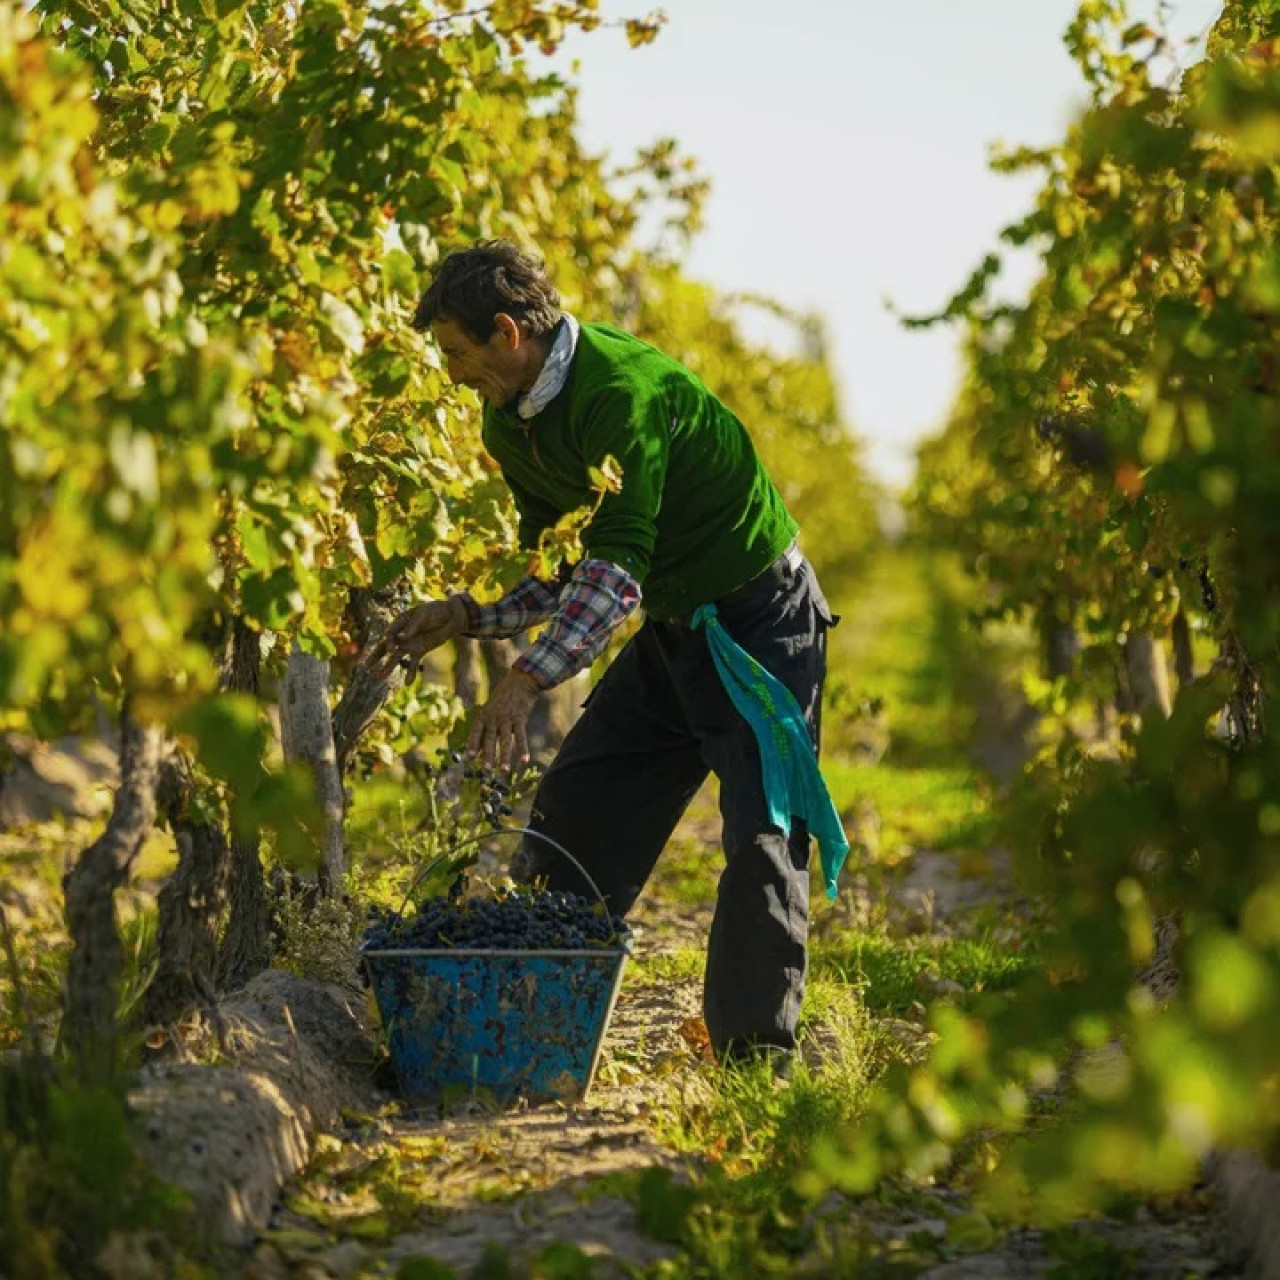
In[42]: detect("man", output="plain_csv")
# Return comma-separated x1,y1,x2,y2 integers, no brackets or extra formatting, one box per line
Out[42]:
369,239,839,1065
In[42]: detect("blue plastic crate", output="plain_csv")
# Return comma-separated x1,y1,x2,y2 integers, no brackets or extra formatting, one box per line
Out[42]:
361,827,631,1105
361,939,631,1104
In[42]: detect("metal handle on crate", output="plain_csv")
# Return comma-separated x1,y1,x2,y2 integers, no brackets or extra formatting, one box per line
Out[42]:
389,826,614,927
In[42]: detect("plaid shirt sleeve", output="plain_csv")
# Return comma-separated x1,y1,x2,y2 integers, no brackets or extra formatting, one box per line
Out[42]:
512,559,642,690
456,576,560,639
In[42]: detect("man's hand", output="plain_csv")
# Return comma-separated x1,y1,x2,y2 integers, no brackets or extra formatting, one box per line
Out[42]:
364,596,469,683
467,669,540,771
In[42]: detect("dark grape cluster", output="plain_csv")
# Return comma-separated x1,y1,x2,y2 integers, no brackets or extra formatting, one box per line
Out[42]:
361,888,626,952
1200,564,1218,615
469,768,515,830
429,748,517,830
1034,413,1110,469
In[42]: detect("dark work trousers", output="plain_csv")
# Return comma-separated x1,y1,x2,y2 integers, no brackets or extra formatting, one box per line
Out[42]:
517,544,837,1057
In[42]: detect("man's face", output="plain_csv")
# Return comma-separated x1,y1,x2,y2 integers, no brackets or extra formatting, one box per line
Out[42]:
432,315,524,408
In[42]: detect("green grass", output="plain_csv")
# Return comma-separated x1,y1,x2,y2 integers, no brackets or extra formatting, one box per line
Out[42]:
812,931,1040,1015
648,831,720,904
627,947,705,985
614,971,934,1278
825,757,996,858
821,550,1010,866
826,551,977,762
649,984,880,1179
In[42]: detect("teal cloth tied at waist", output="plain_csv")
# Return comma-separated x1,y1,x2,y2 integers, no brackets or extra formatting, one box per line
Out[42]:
690,603,849,899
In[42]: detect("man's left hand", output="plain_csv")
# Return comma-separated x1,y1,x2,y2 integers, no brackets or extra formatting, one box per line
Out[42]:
468,669,541,771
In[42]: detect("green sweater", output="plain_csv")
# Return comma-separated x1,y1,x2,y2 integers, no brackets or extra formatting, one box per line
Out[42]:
482,323,798,621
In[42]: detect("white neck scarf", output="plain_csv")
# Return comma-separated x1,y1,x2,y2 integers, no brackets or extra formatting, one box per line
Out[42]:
517,313,580,420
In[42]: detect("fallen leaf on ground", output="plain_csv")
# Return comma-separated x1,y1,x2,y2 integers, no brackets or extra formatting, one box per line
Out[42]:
676,1016,714,1061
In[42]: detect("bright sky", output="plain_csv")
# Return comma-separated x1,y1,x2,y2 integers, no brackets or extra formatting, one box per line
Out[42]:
548,1,1223,489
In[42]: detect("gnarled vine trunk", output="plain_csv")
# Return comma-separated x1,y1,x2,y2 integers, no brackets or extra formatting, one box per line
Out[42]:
1214,629,1266,749
332,589,403,775
62,713,164,1085
148,621,268,1016
280,641,345,890
1124,632,1173,720
138,753,230,1029
1044,623,1081,680
218,621,269,991
1171,607,1196,690
1040,599,1080,680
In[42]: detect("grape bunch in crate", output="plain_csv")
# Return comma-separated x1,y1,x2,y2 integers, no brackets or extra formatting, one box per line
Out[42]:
362,888,625,953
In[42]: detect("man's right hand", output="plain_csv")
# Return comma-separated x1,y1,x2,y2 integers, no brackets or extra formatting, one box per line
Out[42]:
363,596,470,683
